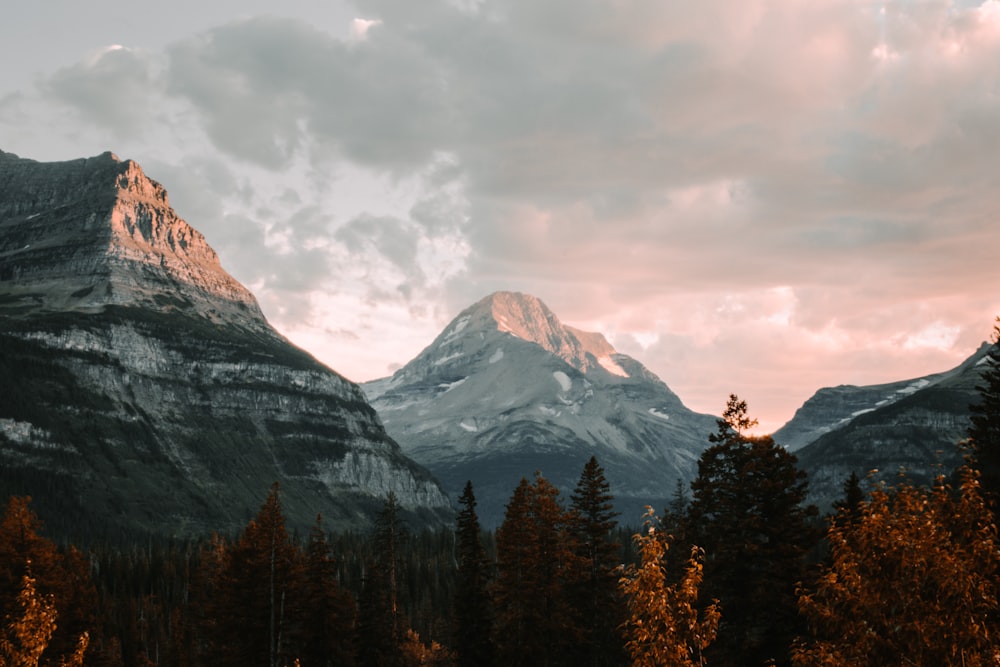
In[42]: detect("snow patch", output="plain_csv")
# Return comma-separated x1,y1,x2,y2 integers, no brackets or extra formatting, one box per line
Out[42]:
598,355,629,377
648,408,670,420
851,408,876,417
489,348,504,364
434,351,463,366
438,378,467,393
444,315,471,342
459,420,478,432
553,371,572,392
896,379,930,395
539,405,561,417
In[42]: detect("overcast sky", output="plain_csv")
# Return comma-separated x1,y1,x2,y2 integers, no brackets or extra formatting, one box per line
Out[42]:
3,0,999,432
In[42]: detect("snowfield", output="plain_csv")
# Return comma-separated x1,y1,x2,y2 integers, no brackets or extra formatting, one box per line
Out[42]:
553,371,572,392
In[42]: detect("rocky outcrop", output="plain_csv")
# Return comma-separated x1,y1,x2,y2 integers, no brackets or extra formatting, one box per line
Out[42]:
0,149,452,541
363,291,719,527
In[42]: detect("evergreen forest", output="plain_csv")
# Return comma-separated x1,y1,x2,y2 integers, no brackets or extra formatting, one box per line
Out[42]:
2,321,1000,667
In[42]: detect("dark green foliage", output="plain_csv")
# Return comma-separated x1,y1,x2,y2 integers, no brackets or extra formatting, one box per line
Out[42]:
295,516,357,667
970,319,1000,504
357,493,406,667
453,481,494,667
492,473,583,667
687,395,818,667
205,483,300,667
832,471,865,527
568,457,624,667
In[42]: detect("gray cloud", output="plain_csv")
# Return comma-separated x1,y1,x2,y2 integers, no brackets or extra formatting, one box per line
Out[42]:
335,213,424,287
44,46,158,138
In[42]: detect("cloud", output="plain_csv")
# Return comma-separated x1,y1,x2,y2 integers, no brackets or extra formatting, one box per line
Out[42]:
44,45,159,138
165,15,455,170
350,18,382,41
9,0,999,424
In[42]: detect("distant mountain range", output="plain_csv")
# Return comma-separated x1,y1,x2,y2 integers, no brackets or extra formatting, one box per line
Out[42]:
2,148,991,539
0,149,452,541
364,290,994,522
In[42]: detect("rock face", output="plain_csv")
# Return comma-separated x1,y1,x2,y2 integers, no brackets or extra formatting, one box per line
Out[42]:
777,344,992,510
362,291,719,527
0,149,452,540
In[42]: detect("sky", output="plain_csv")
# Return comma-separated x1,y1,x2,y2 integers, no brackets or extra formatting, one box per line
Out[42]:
2,0,999,433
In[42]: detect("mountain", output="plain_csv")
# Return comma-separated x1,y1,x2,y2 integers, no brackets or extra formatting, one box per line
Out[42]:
0,149,452,541
776,343,993,510
362,291,719,527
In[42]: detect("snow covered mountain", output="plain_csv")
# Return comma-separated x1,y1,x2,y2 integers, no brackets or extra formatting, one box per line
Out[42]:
363,291,719,527
777,343,993,509
0,149,452,540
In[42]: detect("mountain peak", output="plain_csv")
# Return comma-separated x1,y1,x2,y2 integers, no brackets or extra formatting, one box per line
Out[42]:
0,150,266,332
429,290,629,378
363,290,717,527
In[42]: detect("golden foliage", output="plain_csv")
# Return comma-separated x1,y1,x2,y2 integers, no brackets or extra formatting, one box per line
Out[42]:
0,565,90,667
400,628,456,667
619,508,720,667
0,568,57,667
793,467,1000,666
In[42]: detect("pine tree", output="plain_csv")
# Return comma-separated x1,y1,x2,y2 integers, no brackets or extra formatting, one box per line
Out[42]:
295,514,357,667
568,457,623,667
687,394,818,666
492,473,581,667
793,467,1000,666
619,509,720,667
832,471,865,527
491,478,532,666
358,492,407,667
208,483,301,667
970,318,1000,505
453,481,494,667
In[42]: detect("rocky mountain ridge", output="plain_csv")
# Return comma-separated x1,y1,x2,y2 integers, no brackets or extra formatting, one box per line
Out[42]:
0,149,452,540
0,149,264,327
779,344,993,509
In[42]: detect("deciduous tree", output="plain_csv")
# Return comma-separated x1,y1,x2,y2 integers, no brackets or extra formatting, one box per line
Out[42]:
0,498,94,665
619,509,720,667
793,467,1000,666
0,567,89,667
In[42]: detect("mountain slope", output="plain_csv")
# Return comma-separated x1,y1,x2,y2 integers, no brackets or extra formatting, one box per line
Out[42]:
0,149,452,540
363,291,719,527
779,344,993,509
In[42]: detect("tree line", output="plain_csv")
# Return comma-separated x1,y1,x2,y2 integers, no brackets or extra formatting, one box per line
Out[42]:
2,321,1000,666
